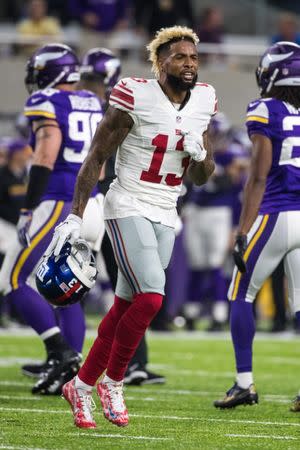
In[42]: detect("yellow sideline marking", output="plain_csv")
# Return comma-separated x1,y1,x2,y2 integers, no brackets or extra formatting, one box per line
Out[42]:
246,115,268,124
12,201,64,289
231,214,269,301
24,110,56,119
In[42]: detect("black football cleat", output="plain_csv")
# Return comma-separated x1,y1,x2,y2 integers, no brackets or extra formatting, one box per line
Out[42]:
31,350,81,395
214,382,258,409
22,361,47,378
124,363,166,386
290,395,300,412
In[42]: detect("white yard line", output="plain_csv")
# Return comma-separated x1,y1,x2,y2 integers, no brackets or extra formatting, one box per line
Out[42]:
0,446,49,450
0,382,293,403
0,395,41,401
0,327,299,341
1,407,300,429
224,433,297,440
76,433,171,441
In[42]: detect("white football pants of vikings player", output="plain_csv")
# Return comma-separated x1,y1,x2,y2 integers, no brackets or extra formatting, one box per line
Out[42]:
105,216,176,301
184,205,232,269
228,210,300,313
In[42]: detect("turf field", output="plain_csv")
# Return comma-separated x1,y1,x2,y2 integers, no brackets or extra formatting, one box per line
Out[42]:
0,330,299,450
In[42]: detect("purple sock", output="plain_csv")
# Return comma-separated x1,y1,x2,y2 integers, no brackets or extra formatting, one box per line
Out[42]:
295,311,300,328
57,303,85,353
7,285,57,335
230,300,255,372
210,268,227,301
187,270,208,302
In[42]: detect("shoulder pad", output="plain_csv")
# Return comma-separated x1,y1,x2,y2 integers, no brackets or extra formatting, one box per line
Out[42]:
24,92,56,121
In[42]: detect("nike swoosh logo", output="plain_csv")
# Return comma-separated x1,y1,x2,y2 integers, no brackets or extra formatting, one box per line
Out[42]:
31,97,42,104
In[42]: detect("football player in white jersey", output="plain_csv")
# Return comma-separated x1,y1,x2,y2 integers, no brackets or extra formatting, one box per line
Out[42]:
46,26,217,428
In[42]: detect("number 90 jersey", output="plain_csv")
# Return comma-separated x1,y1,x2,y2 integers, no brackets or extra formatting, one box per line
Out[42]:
24,88,103,202
246,98,300,214
106,77,217,227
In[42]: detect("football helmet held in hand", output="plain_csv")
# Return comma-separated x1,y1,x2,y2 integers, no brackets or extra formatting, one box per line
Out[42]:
36,239,97,307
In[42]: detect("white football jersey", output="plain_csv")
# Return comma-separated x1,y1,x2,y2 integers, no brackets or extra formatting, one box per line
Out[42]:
104,77,217,227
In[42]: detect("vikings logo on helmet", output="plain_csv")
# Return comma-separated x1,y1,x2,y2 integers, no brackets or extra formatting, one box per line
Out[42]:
80,47,121,89
25,43,80,94
256,41,300,95
35,239,97,307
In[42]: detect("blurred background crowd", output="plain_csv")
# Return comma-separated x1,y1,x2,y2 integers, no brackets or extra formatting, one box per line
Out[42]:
0,0,300,334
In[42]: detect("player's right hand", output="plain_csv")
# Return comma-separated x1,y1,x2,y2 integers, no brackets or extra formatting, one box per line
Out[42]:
182,131,207,162
17,209,33,247
232,233,247,273
45,214,82,257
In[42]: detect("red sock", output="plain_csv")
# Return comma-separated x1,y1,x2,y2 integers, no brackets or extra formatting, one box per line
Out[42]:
106,292,163,381
78,295,131,386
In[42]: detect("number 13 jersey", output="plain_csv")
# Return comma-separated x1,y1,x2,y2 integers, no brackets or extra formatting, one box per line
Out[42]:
105,77,217,227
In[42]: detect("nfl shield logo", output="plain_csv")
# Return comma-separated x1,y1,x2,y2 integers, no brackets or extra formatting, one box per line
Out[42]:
176,116,182,123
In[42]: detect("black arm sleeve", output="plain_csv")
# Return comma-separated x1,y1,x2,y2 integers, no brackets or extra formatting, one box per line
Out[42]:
24,165,52,209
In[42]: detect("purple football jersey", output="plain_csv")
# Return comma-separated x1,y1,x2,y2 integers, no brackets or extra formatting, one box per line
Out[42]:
24,88,103,201
246,98,300,213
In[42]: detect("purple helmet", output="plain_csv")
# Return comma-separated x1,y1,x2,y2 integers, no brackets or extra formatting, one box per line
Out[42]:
256,41,300,95
80,47,121,89
25,43,80,93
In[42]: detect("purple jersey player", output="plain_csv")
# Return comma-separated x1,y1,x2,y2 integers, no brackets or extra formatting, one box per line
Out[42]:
0,43,103,395
214,41,300,411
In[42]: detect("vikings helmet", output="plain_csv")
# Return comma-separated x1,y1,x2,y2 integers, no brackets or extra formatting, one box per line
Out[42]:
80,47,121,89
256,41,300,95
25,43,80,94
35,239,97,307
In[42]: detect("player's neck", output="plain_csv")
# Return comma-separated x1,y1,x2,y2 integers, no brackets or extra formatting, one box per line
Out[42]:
158,81,189,104
55,83,76,92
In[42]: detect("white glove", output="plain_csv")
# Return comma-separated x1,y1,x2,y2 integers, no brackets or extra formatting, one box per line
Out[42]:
182,131,207,162
45,214,82,257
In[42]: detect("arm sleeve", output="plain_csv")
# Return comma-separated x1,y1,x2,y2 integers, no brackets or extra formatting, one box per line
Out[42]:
245,100,272,138
24,93,56,122
109,78,137,123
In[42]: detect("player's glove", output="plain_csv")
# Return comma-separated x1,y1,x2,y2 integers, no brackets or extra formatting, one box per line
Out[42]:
232,233,247,273
45,214,82,257
17,209,33,247
182,131,207,162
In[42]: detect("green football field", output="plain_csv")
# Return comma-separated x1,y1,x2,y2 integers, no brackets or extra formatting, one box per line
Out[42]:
0,330,299,450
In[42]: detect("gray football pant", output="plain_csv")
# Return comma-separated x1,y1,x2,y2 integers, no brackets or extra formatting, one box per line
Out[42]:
105,216,176,300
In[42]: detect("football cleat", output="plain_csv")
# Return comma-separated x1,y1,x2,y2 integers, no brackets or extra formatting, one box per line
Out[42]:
62,378,96,428
31,350,81,395
97,379,129,427
124,363,166,386
214,382,259,409
290,395,300,412
22,360,47,378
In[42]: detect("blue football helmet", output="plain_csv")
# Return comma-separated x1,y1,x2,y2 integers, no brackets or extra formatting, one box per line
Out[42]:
80,47,121,89
25,43,80,94
36,239,97,307
256,41,300,95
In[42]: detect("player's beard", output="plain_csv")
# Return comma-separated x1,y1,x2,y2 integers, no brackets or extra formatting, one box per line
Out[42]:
166,73,198,91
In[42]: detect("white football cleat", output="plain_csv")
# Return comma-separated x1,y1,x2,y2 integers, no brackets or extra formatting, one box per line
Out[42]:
62,378,96,428
97,378,129,427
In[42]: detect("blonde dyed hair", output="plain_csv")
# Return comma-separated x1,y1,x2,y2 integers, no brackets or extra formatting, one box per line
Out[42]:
147,26,199,78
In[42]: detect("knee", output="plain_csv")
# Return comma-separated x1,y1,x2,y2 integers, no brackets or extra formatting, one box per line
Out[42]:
134,292,163,318
142,267,165,294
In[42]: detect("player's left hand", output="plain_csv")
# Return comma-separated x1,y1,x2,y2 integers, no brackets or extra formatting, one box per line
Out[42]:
17,209,33,247
232,233,247,273
45,214,82,257
182,131,207,162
